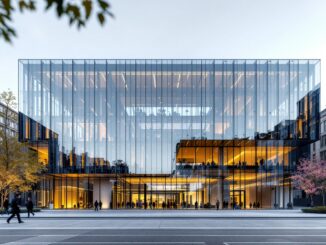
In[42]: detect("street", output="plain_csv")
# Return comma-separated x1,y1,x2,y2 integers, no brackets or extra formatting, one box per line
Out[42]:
0,216,326,245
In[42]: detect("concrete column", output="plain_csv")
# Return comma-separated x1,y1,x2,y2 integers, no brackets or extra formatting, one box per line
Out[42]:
93,178,112,209
283,186,293,208
209,180,222,205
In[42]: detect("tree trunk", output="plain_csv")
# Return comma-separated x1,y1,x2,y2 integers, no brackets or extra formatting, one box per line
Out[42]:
0,189,9,208
310,195,314,207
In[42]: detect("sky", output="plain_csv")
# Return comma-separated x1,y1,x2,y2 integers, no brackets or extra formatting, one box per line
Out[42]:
0,0,325,109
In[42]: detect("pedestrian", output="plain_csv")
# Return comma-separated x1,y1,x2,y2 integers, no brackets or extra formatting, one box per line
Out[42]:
94,200,99,211
26,197,35,218
250,202,252,209
195,201,198,209
7,194,23,224
3,198,9,215
216,200,220,210
99,200,102,210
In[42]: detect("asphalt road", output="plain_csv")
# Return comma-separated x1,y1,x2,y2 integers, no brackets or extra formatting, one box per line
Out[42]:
1,217,326,245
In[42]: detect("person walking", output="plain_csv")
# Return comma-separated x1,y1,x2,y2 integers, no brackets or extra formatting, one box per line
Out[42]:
3,198,9,215
26,197,34,218
216,200,220,210
94,200,99,211
99,200,102,210
7,195,23,224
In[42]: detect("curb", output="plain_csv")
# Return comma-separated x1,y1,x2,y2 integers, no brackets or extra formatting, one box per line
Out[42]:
0,216,325,219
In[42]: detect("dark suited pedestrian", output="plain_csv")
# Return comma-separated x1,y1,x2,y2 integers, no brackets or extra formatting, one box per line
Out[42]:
26,197,34,218
216,200,220,210
7,195,23,223
94,200,99,211
99,200,102,210
3,198,9,215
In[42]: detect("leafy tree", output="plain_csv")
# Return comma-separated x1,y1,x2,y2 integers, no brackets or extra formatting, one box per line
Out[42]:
111,159,129,174
0,90,45,207
291,158,326,207
0,0,113,43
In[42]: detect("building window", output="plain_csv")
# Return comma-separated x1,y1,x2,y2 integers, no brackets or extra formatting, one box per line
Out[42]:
321,136,326,147
321,151,326,160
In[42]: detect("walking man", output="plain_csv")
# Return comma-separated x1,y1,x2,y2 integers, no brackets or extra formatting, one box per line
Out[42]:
7,194,23,224
26,197,35,218
94,200,99,211
99,200,102,210
216,200,220,210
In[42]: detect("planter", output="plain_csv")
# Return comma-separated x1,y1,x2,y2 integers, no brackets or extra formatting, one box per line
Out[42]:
302,206,326,214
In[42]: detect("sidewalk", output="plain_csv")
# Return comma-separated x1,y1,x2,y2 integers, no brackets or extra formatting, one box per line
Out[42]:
2,209,324,218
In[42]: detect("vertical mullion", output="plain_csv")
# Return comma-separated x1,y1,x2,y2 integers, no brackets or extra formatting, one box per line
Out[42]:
124,60,127,171
266,61,269,136
105,60,108,169
160,61,163,174
72,60,74,168
213,60,216,138
145,60,147,175
244,61,247,138
41,61,44,125
232,61,235,139
222,61,224,140
134,60,137,174
94,60,96,167
255,60,258,207
61,60,64,170
83,60,86,170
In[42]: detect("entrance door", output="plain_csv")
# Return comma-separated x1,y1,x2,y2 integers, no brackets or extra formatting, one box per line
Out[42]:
230,190,246,209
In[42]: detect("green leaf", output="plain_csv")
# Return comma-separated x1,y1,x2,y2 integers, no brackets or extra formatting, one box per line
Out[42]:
97,12,105,25
66,4,81,19
6,27,16,36
18,1,26,11
2,0,12,13
82,0,92,20
0,0,114,43
1,28,11,42
45,0,56,10
18,0,36,12
97,0,109,10
77,20,85,29
56,0,64,17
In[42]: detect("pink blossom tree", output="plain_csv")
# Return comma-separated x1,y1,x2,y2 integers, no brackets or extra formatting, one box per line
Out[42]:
291,158,326,207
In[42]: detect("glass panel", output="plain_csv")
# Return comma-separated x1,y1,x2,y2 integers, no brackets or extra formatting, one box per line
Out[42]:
18,59,320,210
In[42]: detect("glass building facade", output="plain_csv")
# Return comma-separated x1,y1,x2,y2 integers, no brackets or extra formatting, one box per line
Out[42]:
19,59,320,209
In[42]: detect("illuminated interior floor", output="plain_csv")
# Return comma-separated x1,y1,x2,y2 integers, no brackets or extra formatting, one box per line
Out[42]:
36,171,291,210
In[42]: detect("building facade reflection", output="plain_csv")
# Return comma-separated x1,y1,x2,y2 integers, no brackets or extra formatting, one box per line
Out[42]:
18,59,320,209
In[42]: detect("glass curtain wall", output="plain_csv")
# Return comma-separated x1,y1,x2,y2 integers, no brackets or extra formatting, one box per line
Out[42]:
19,59,320,209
